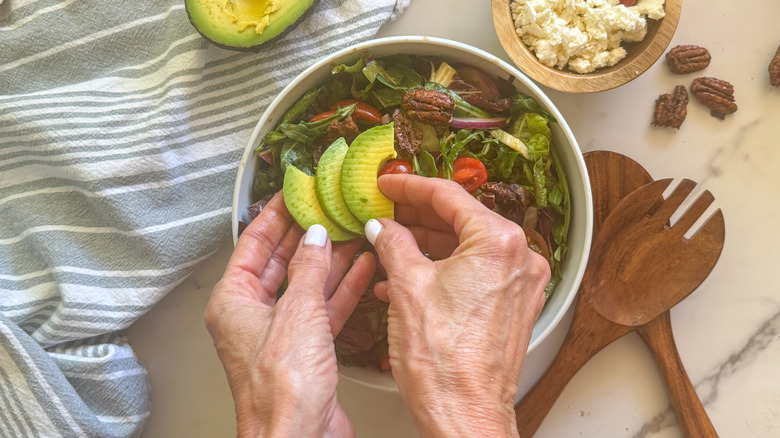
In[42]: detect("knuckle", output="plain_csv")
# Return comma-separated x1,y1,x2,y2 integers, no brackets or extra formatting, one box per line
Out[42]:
440,178,463,192
203,295,223,336
523,242,551,279
203,305,216,330
528,252,551,300
288,248,330,279
489,221,526,253
535,251,552,277
433,177,469,200
376,226,403,251
374,225,407,259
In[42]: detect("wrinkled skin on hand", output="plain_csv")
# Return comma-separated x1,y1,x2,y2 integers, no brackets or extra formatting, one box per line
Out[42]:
370,175,550,438
205,193,375,438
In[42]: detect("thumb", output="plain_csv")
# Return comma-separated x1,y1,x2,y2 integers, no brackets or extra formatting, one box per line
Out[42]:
365,218,429,275
286,224,332,298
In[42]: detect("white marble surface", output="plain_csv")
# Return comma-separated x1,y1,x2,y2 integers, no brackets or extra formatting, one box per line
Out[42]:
126,0,780,436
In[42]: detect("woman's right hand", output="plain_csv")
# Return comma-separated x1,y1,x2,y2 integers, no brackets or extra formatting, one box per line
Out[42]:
366,174,550,438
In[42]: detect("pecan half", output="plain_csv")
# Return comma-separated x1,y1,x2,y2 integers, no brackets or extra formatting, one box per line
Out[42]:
770,45,780,87
690,77,738,120
652,85,689,128
326,115,360,145
448,80,512,114
391,109,422,158
482,181,534,224
666,45,711,74
482,181,533,209
402,88,454,136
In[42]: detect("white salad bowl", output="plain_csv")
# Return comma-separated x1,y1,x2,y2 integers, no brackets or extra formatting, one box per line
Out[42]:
232,36,593,392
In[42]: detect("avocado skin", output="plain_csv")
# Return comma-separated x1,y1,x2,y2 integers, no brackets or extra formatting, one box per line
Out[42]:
185,0,316,50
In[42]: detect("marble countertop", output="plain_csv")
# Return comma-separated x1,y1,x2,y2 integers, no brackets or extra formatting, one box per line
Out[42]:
126,0,780,436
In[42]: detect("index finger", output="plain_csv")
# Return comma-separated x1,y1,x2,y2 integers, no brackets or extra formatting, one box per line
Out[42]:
378,174,503,239
227,192,294,278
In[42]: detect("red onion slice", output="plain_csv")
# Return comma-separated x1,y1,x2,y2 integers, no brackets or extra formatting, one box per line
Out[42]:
450,116,508,129
456,65,502,100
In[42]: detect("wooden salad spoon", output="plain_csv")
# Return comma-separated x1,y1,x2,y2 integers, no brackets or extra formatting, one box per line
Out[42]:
515,151,655,436
583,177,724,437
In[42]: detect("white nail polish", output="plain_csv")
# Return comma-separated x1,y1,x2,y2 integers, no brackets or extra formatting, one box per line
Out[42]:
365,219,383,246
304,224,328,247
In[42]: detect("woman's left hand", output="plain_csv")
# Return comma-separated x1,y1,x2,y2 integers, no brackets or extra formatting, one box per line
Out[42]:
205,192,375,438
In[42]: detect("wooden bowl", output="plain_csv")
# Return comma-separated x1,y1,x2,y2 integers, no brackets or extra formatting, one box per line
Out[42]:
492,0,682,93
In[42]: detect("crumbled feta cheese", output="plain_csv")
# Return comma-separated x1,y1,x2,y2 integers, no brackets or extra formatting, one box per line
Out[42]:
636,0,665,20
510,0,665,73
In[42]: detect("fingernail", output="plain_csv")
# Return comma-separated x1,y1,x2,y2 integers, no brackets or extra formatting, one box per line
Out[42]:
304,224,328,247
365,219,383,246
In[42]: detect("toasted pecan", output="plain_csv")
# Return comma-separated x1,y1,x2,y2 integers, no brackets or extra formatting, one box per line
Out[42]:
690,77,738,120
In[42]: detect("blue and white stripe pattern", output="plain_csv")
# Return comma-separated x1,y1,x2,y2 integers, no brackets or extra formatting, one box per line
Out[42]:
0,0,409,436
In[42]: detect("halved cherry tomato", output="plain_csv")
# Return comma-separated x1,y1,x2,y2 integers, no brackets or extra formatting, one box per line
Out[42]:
452,157,488,193
308,100,383,124
378,159,414,176
330,99,383,125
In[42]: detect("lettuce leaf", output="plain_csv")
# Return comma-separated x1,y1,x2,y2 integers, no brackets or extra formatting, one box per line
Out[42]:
413,150,438,177
261,103,357,176
512,94,557,124
440,129,484,179
331,53,423,109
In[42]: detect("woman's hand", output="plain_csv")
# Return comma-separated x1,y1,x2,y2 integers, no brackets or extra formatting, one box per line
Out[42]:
366,174,550,438
205,192,375,438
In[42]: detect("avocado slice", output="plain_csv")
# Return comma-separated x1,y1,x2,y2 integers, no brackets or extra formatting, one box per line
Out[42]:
340,123,396,224
283,165,357,242
315,138,365,235
185,0,315,49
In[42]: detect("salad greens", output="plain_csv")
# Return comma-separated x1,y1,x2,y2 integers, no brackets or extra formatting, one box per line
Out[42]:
250,52,571,368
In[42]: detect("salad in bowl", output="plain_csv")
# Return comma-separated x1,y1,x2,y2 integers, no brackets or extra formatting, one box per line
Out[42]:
232,37,592,391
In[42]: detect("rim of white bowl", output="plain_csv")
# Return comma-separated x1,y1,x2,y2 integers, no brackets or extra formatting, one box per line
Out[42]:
231,35,593,390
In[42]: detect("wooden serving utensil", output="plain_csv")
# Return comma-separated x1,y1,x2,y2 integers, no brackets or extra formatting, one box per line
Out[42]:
515,151,654,436
583,178,725,437
516,152,725,437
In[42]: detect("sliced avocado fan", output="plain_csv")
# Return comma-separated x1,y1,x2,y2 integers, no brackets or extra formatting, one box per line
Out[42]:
315,138,366,235
283,165,357,242
340,123,396,224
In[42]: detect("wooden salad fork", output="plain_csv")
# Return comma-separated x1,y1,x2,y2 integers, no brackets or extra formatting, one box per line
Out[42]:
583,178,724,437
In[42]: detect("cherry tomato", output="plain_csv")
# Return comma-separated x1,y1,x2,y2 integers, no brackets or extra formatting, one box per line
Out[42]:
309,109,336,122
378,159,414,176
330,99,383,125
452,157,488,193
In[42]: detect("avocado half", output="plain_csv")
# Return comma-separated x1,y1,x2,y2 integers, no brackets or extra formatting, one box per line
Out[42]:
185,0,316,49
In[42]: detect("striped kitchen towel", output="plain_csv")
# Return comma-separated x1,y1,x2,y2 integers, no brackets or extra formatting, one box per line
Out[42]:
0,0,409,436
